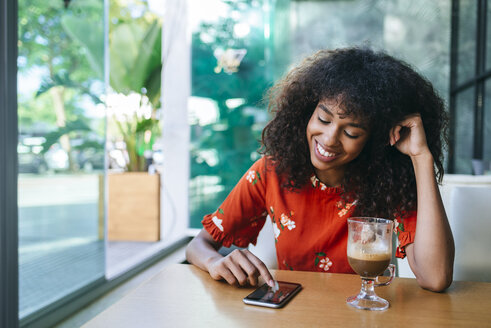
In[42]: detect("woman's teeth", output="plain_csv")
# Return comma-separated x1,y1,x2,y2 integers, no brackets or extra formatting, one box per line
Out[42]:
317,143,336,157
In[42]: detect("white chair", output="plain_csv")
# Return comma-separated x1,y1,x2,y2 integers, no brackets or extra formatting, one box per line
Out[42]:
398,184,491,282
248,215,278,269
449,186,491,282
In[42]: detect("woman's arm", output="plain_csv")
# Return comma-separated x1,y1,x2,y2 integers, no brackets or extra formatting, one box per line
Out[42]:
185,229,275,287
390,114,455,292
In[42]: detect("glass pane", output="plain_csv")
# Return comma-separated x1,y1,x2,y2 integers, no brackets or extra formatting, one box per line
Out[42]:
484,80,491,171
454,88,475,174
188,0,452,228
457,0,477,85
487,0,491,70
189,0,271,228
290,0,451,108
104,0,164,277
18,0,105,318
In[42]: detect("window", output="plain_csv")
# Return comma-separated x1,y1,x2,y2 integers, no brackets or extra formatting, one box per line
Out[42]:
449,0,491,174
17,0,106,322
189,0,271,228
13,0,190,325
189,0,452,228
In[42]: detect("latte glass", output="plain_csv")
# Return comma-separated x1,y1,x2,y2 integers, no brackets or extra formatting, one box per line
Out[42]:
346,217,395,311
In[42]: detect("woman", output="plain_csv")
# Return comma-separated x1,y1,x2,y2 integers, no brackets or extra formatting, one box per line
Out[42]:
186,47,455,292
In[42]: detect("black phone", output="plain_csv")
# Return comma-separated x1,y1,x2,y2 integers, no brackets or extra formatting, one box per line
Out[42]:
243,281,302,308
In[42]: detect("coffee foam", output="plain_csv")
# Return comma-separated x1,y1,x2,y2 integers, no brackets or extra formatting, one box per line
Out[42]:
347,252,391,261
348,238,391,261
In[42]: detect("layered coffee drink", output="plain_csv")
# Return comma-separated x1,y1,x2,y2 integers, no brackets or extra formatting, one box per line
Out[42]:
347,253,391,278
347,222,392,277
346,217,395,311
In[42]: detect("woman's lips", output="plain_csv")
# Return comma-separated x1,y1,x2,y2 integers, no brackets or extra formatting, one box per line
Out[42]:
314,140,339,162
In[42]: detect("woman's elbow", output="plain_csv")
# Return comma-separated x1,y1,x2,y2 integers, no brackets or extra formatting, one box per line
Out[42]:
416,271,453,292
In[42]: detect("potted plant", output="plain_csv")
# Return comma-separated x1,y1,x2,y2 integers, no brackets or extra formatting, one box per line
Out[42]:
63,1,163,241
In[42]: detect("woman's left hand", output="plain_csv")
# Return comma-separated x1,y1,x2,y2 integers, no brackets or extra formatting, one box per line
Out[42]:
389,114,430,158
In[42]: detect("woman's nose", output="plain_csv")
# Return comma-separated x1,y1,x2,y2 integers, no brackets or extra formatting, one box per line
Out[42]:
322,126,340,147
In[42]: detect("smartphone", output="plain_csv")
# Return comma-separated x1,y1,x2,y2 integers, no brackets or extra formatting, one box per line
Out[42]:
243,281,302,308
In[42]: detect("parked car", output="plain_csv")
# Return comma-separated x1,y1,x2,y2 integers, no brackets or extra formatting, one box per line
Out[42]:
18,143,49,174
76,148,105,172
18,136,49,174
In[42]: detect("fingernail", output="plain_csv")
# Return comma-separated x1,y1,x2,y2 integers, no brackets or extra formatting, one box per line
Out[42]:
269,280,275,287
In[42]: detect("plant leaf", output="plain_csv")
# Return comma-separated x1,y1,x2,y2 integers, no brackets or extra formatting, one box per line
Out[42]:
61,15,104,79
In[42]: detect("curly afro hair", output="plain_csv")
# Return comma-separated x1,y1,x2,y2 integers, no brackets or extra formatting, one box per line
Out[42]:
261,47,448,220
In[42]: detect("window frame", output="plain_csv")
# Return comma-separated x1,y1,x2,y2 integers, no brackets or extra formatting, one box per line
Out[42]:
0,0,20,326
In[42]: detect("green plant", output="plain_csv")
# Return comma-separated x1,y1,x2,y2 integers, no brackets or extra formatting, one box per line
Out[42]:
18,0,104,171
62,0,162,171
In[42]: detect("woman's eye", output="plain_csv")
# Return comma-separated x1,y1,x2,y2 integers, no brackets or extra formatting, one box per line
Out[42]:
318,116,329,124
344,131,359,139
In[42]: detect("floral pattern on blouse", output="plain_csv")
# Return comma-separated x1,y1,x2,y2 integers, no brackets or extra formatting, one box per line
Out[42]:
283,260,294,271
246,170,261,185
280,212,296,231
310,175,328,190
270,206,280,241
336,199,357,217
212,215,224,232
393,219,400,233
394,218,406,255
315,252,333,271
270,207,296,241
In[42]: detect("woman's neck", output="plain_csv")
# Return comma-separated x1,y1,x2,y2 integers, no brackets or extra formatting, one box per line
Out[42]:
314,168,345,187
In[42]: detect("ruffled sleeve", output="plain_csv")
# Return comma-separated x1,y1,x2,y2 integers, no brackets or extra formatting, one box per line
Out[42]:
201,157,268,248
395,211,417,259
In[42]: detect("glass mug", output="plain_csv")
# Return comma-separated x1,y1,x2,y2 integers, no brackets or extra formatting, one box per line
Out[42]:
346,217,395,311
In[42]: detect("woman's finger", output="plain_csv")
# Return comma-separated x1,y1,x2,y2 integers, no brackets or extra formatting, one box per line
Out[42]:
225,250,250,286
243,250,275,287
390,125,401,146
211,264,238,286
236,254,260,286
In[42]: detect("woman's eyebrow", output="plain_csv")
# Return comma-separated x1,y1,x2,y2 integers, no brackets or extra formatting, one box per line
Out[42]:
318,104,334,116
318,103,367,130
348,122,367,130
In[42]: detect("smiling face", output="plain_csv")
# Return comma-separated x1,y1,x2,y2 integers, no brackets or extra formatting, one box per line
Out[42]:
306,98,370,187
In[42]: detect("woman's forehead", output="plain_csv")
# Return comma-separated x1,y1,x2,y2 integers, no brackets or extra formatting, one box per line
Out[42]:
316,98,370,130
317,98,360,118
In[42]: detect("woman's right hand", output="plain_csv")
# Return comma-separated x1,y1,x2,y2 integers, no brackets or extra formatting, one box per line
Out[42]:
186,229,275,288
207,249,275,287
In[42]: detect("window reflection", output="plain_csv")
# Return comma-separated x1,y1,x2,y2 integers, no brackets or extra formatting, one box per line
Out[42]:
457,0,477,85
189,0,270,228
17,0,105,319
189,0,451,228
484,81,491,166
487,0,491,69
454,88,475,174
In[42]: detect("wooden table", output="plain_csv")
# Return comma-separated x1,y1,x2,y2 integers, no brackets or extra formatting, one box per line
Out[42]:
84,264,491,327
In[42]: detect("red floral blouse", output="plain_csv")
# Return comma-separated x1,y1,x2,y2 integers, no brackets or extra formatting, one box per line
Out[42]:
202,157,416,273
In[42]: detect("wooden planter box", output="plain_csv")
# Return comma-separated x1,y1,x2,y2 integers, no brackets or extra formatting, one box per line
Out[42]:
108,172,160,241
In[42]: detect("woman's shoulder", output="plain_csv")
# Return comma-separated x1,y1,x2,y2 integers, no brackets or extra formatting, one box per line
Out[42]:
250,155,279,173
246,156,287,190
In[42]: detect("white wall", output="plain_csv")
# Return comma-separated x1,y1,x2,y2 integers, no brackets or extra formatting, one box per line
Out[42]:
161,0,191,243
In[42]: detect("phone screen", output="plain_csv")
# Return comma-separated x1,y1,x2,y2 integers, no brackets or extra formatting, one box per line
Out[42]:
243,281,302,308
